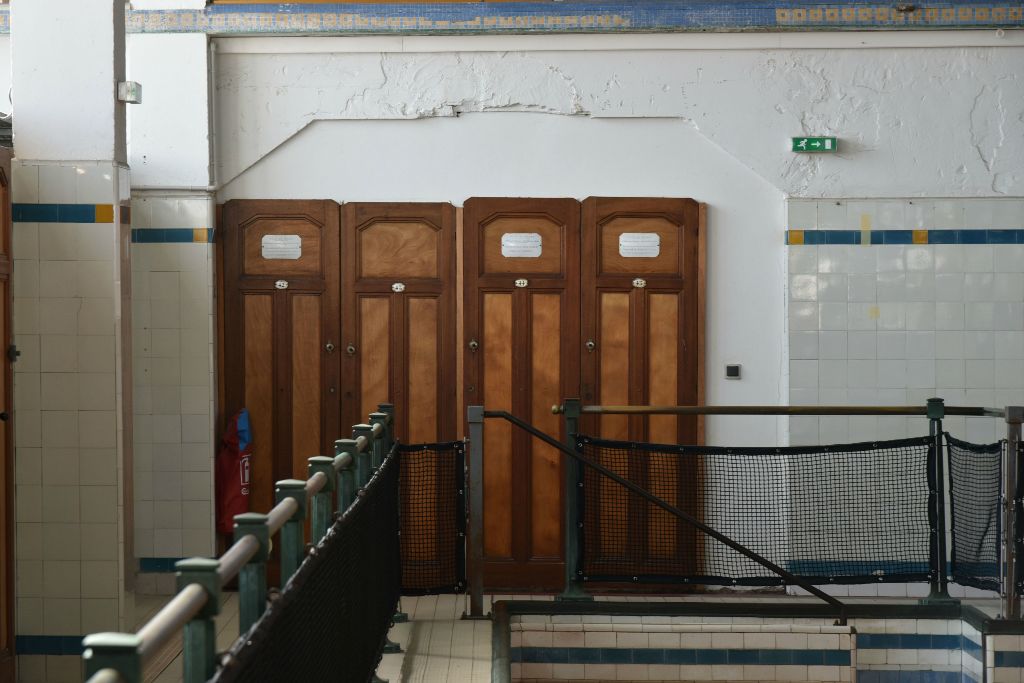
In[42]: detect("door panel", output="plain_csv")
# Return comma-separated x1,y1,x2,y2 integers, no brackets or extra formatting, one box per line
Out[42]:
341,203,456,443
582,196,702,577
223,200,341,517
465,198,580,590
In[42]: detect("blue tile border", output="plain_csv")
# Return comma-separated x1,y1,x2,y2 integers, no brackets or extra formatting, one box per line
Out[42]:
787,229,1024,245
511,646,851,666
131,228,214,244
856,671,966,683
995,650,1024,667
138,557,186,572
857,633,963,650
12,203,114,224
0,2,1021,35
15,635,84,656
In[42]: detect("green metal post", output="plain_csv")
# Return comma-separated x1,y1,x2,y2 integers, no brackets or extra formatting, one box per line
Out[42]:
308,456,336,542
369,411,389,470
234,512,269,634
335,439,358,513
378,403,396,445
923,397,955,604
82,633,143,683
557,398,592,601
176,558,221,683
275,479,308,584
352,424,373,486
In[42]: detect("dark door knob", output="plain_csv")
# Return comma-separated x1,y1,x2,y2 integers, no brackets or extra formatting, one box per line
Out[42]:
0,412,9,422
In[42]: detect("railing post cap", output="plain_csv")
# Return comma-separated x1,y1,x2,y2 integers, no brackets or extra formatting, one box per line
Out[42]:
83,632,141,651
275,479,308,520
275,478,307,490
175,557,219,573
309,455,333,464
927,397,945,420
234,512,268,524
1007,406,1024,424
468,405,484,422
352,423,373,431
378,402,394,412
368,411,389,422
308,456,336,491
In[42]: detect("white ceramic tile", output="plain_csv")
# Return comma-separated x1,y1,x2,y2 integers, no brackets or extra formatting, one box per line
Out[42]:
79,410,116,449
848,332,876,359
76,165,116,204
847,360,876,389
846,201,876,229
965,331,994,359
75,223,117,261
932,200,964,229
818,359,846,387
817,201,845,230
37,164,77,204
876,303,906,331
789,245,819,274
847,273,875,302
993,303,1024,331
788,201,817,230
906,200,932,228
934,246,965,273
994,331,1024,359
38,223,78,261
906,331,936,359
905,245,934,271
818,332,847,360
964,245,995,273
907,359,936,388
936,360,966,388
13,223,40,261
819,303,847,330
41,448,79,487
37,298,79,335
964,272,995,301
876,273,905,302
994,245,1024,272
964,200,994,229
818,246,849,274
182,471,211,501
847,246,876,273
847,303,876,330
936,303,965,330
876,360,907,389
818,273,847,302
906,302,936,330
990,200,1024,229
966,359,995,388
80,485,117,524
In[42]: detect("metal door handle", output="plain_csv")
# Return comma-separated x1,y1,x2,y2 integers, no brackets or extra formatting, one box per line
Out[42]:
468,339,479,352
0,412,7,422
325,342,335,353
585,340,596,352
346,343,356,356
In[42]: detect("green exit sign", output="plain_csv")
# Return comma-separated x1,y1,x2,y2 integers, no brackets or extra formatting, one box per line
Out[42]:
792,137,838,153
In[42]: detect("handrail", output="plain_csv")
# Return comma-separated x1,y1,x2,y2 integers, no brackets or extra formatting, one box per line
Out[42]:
482,409,848,623
552,403,1005,417
218,534,260,586
136,583,208,658
84,402,398,683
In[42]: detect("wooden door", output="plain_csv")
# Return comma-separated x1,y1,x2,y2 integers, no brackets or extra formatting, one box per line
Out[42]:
341,203,456,443
0,151,13,681
464,198,580,590
222,200,341,517
581,197,703,576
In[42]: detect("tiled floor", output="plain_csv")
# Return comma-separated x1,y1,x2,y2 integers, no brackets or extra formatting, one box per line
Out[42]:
138,592,1004,682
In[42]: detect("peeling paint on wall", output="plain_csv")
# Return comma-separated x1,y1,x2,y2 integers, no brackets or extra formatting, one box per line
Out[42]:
215,46,1024,198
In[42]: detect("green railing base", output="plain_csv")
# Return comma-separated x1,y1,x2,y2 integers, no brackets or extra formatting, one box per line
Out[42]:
392,610,409,623
382,638,402,654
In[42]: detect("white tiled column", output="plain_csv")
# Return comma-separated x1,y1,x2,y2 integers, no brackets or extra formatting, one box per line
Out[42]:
11,1,132,680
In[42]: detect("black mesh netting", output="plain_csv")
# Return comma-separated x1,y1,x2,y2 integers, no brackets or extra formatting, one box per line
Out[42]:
576,435,934,585
399,442,466,594
948,433,1003,592
211,449,400,683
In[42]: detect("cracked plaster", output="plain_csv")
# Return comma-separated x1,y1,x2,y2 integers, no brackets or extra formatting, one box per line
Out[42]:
216,46,1024,198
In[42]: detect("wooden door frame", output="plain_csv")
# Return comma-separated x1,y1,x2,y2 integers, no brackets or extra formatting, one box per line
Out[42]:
341,202,457,442
220,199,342,505
463,197,581,590
0,149,14,681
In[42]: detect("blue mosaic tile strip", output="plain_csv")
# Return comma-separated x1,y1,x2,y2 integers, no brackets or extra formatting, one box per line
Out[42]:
12,203,110,223
786,559,931,574
1,2,1021,35
995,651,1024,667
139,557,186,572
787,229,1024,245
512,647,851,666
963,635,984,659
131,228,214,244
857,633,963,650
15,635,84,656
856,672,968,683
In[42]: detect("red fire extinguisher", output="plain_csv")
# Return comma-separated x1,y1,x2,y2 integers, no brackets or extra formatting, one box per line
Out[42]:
215,409,252,534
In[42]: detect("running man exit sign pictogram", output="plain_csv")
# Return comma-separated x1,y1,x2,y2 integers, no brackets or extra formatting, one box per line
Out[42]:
792,137,838,152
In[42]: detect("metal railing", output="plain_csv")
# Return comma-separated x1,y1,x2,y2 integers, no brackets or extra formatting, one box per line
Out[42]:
82,404,398,683
465,398,1024,623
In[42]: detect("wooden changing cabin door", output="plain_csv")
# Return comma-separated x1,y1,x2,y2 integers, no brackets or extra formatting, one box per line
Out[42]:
464,198,580,591
341,203,457,443
221,200,341,516
580,197,703,577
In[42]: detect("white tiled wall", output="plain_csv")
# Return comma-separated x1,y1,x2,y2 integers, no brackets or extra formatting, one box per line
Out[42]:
12,161,133,681
787,198,1024,446
130,194,216,588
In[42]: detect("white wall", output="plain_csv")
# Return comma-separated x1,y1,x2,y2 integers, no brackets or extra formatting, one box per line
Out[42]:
220,113,786,445
214,40,1024,198
127,33,211,188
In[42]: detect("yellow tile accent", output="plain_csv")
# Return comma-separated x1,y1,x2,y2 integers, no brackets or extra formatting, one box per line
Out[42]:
860,230,871,246
193,228,207,243
860,214,872,230
94,204,115,223
788,230,804,245
868,306,881,320
913,230,929,245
